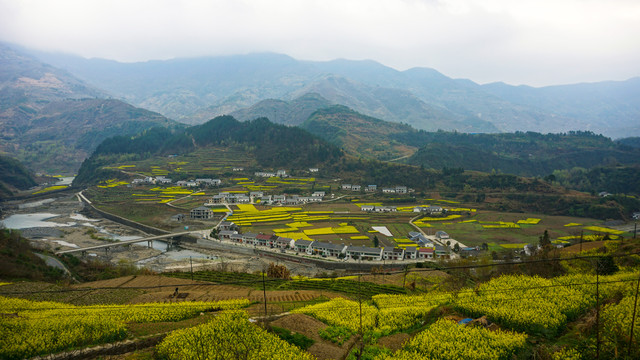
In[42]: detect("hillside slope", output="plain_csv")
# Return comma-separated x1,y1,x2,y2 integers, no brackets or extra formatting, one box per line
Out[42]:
300,105,419,160
402,131,640,177
0,44,176,173
0,155,37,198
74,116,343,186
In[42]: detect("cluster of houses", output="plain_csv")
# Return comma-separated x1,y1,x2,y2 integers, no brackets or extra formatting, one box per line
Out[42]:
341,184,410,194
205,191,327,206
359,205,444,214
132,176,222,188
214,221,450,261
255,169,288,178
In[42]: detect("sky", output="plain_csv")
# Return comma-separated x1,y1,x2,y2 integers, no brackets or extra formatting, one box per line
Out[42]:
0,0,638,86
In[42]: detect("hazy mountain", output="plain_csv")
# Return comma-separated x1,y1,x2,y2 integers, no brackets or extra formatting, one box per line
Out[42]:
482,79,640,138
26,48,640,137
0,44,176,173
229,92,333,126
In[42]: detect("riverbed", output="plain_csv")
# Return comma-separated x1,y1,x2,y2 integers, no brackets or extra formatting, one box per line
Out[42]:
0,194,215,271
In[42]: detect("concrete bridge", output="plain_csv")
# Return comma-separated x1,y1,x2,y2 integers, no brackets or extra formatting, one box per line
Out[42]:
55,231,200,257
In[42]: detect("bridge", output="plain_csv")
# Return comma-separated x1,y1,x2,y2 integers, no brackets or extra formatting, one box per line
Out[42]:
55,231,201,256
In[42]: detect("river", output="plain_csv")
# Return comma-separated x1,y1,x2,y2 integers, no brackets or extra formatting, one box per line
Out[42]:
1,203,212,268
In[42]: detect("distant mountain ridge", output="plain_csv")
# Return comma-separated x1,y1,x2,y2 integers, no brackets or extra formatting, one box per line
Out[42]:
229,92,333,126
26,48,640,137
481,79,640,138
0,43,176,173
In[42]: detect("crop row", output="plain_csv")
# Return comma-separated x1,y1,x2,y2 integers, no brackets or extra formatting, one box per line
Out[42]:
378,318,528,360
167,271,407,298
157,310,315,360
0,296,249,359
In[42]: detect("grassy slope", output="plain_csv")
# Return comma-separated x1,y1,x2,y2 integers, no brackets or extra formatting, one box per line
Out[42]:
301,105,418,160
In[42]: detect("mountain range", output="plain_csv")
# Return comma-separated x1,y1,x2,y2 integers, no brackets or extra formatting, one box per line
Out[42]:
24,47,640,138
0,44,175,173
2,41,639,177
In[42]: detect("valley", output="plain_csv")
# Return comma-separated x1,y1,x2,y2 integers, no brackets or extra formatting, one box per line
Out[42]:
1,41,639,360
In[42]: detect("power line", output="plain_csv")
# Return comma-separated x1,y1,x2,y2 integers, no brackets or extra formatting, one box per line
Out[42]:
2,251,638,296
3,277,637,315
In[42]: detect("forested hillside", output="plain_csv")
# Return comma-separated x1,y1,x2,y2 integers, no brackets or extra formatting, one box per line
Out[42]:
301,105,418,160
402,131,640,177
0,155,36,198
74,116,343,186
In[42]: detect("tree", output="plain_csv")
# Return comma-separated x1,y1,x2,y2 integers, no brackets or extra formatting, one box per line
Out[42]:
481,242,489,251
596,255,619,275
539,230,551,248
453,243,460,253
373,236,379,248
267,263,290,279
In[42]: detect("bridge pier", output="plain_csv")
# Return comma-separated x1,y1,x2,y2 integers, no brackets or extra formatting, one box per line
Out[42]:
54,231,191,256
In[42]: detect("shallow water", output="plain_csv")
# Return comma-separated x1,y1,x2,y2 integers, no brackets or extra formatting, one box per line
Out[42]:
0,213,74,229
3,210,213,268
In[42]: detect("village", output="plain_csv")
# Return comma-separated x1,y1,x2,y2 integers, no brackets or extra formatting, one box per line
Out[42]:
209,220,456,262
123,169,491,264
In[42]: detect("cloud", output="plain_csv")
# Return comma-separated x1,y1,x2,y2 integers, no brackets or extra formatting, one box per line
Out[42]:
0,0,638,85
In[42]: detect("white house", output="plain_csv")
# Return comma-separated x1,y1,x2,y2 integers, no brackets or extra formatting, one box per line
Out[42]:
345,246,383,261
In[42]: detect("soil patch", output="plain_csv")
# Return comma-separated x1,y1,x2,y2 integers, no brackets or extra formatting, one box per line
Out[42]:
270,313,355,360
376,332,410,351
560,241,608,254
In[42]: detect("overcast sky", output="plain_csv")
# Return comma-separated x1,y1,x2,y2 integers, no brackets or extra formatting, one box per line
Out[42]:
0,0,638,86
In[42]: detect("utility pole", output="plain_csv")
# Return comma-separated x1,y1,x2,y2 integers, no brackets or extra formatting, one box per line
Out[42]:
357,273,364,360
262,271,268,321
403,265,408,289
628,271,640,357
596,261,601,360
190,256,193,281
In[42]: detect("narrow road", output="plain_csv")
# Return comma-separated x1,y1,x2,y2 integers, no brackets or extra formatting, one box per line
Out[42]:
34,252,77,281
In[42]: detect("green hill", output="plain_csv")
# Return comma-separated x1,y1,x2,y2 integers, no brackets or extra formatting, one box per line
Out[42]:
0,155,37,198
74,115,343,186
300,105,419,160
402,131,640,177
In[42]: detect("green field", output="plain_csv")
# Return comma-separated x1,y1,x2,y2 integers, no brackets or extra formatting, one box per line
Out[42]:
87,151,633,251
